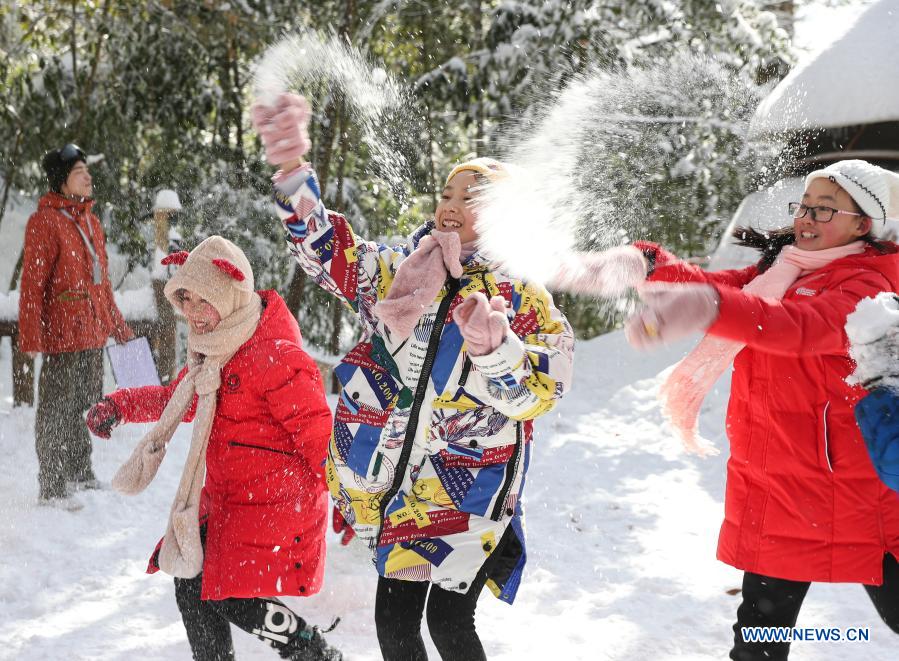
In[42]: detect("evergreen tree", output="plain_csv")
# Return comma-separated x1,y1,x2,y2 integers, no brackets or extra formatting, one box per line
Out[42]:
1,0,798,345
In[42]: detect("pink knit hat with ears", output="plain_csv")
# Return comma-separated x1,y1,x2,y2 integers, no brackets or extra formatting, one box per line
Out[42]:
162,236,255,319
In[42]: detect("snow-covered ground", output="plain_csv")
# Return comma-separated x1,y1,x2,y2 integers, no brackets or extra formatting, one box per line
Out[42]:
1,330,896,660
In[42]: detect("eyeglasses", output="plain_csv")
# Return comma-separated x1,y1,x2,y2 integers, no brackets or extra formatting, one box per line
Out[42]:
788,202,865,223
58,143,86,163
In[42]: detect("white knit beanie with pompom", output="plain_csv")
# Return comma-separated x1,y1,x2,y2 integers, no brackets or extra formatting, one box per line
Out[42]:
806,160,899,230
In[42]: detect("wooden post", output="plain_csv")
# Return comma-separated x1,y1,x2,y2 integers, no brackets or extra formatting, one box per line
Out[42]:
151,279,176,383
154,209,169,255
152,209,177,383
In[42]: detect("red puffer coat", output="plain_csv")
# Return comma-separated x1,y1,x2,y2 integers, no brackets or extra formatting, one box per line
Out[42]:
109,290,332,599
638,241,899,584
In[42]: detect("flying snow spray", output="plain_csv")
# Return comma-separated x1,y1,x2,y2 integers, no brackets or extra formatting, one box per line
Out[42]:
253,37,780,291
476,53,775,286
252,32,416,202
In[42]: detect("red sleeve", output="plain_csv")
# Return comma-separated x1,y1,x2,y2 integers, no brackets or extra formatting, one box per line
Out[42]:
18,212,57,353
107,365,197,423
634,240,759,289
707,269,893,357
260,343,333,478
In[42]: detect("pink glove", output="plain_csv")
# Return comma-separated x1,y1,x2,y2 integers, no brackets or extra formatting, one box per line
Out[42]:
625,282,720,349
551,246,648,296
250,93,312,166
455,293,510,356
373,231,463,340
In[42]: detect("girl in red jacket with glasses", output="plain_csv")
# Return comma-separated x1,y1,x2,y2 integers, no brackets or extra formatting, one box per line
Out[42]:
563,160,899,661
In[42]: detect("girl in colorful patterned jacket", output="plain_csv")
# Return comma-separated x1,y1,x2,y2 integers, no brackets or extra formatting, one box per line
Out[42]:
85,236,341,661
561,160,899,661
252,94,574,661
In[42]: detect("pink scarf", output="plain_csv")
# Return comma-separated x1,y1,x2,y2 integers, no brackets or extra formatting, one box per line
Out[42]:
661,241,866,455
373,231,463,339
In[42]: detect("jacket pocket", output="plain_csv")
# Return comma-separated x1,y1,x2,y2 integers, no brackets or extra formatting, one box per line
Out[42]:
56,289,90,302
431,406,516,453
490,421,523,521
228,440,294,456
218,440,297,489
333,361,400,425
413,412,522,520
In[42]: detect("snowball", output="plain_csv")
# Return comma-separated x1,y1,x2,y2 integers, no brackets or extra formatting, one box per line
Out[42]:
846,292,899,389
846,292,899,346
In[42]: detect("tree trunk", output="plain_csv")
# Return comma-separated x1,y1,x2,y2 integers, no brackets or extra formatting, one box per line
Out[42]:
224,13,244,166
151,279,177,383
418,14,438,211
8,248,24,292
70,0,79,95
231,40,244,166
75,0,113,136
472,0,484,155
0,129,23,237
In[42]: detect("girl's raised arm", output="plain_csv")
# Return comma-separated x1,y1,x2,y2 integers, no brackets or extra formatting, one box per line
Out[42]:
271,164,408,321
253,93,409,327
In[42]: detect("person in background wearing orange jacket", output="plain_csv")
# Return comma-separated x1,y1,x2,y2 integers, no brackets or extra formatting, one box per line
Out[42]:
19,143,133,510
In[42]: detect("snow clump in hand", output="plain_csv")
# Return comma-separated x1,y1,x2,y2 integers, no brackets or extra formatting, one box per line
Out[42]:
846,292,899,390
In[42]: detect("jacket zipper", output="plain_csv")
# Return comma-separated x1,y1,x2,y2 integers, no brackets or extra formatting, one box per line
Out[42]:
228,440,293,456
491,421,523,521
376,277,461,546
458,356,472,387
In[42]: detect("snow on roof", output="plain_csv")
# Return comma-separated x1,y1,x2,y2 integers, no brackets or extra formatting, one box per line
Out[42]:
750,0,899,135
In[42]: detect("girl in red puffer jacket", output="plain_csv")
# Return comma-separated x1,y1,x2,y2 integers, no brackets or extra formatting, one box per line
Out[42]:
86,235,341,661
561,160,899,661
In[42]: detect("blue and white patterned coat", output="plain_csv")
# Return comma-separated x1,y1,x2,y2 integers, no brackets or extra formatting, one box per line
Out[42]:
272,165,574,601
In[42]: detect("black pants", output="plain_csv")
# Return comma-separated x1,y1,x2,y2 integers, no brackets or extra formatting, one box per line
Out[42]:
730,553,899,660
375,570,489,661
174,573,338,661
35,349,103,498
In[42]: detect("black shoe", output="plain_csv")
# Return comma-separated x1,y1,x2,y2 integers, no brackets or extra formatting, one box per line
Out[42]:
280,624,343,661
